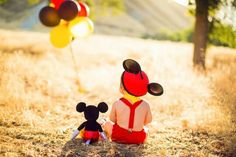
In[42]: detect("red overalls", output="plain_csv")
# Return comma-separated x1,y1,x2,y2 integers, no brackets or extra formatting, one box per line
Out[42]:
111,98,147,144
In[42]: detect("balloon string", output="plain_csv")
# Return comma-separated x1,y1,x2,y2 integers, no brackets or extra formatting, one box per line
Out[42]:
69,41,79,77
69,41,83,90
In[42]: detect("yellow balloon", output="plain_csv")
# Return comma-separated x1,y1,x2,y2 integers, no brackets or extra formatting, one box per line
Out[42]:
50,24,72,48
68,17,94,38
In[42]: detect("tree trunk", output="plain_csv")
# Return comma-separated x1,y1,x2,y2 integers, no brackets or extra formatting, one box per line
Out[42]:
193,0,209,69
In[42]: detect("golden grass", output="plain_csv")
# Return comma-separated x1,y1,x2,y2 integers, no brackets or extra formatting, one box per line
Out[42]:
0,29,235,156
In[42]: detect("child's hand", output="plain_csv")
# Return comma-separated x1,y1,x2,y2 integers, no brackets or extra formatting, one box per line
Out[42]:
100,132,107,140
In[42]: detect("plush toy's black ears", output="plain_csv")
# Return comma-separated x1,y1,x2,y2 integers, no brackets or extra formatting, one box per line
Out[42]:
97,102,108,113
148,83,163,96
123,59,141,74
76,102,86,112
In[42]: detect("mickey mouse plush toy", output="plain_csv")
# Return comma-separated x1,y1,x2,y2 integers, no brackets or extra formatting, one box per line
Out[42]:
71,102,108,145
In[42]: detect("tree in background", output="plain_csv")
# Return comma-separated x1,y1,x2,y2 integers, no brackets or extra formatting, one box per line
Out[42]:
191,0,236,69
192,0,208,69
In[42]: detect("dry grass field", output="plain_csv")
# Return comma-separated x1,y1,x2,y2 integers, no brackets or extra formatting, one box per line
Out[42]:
0,29,236,157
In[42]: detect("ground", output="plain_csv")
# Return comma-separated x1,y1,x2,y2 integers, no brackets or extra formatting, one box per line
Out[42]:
0,29,236,157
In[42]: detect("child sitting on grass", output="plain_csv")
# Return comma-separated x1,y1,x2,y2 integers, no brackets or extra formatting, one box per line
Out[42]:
103,59,163,144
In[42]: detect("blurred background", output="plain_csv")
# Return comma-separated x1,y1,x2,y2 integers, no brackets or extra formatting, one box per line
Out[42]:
0,0,194,36
0,0,236,156
0,0,235,47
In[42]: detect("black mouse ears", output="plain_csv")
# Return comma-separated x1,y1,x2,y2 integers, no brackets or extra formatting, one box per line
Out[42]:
123,59,141,74
97,102,108,113
76,102,86,112
148,83,163,96
76,102,108,113
123,59,164,96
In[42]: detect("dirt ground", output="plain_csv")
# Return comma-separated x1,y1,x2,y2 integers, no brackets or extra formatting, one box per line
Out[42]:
0,29,236,157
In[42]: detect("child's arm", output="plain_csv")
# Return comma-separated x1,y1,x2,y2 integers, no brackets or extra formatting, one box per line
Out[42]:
144,104,152,125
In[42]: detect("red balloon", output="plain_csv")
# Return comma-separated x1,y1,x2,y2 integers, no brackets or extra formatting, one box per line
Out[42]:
78,2,89,17
51,0,65,10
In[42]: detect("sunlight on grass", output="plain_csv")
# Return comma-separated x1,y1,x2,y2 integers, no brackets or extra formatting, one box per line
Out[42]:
0,29,235,156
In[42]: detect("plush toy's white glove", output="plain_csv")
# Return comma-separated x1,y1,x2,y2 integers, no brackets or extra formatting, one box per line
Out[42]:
71,129,80,140
100,132,107,140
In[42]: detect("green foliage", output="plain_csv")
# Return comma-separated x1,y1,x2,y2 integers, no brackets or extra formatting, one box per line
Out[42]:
0,0,38,5
27,0,40,5
209,21,236,48
142,28,193,43
187,0,236,49
0,0,7,4
207,0,236,49
143,22,236,49
78,0,124,19
94,0,124,15
99,0,124,14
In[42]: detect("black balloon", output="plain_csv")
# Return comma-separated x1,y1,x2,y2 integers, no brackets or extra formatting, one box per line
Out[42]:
58,0,79,21
39,6,60,27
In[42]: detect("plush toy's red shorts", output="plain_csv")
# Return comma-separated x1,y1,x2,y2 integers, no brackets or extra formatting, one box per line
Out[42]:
83,131,99,141
111,124,146,144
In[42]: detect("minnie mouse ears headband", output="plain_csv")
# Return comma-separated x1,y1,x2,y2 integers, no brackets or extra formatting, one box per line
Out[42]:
122,59,163,96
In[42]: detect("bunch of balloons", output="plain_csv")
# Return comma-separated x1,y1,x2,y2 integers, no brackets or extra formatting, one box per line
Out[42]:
39,0,94,48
